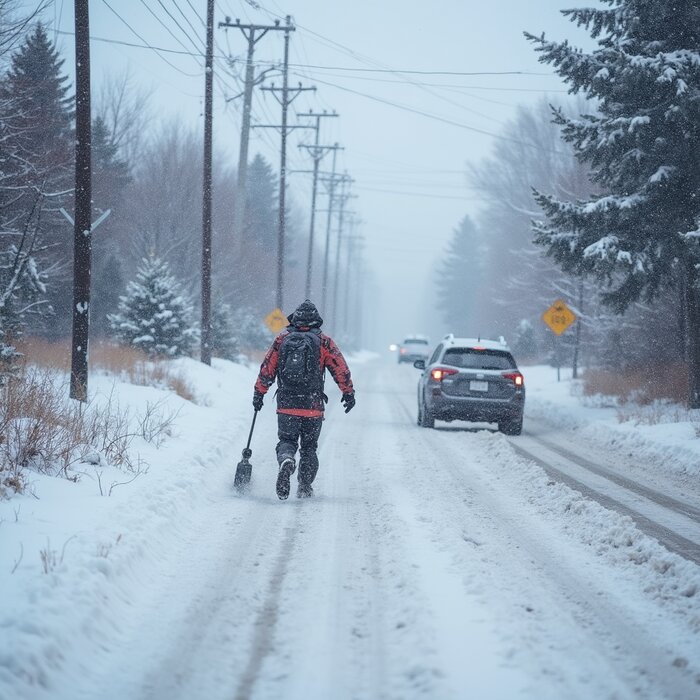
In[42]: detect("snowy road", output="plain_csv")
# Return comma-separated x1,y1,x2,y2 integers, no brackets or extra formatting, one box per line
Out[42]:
46,361,700,699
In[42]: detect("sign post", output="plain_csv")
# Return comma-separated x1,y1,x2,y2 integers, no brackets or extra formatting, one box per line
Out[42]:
542,299,577,382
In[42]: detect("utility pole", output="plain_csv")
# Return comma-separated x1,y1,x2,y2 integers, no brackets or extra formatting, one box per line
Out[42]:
320,147,340,310
255,17,316,310
297,110,340,298
218,17,286,249
70,0,91,402
200,0,214,366
331,196,357,329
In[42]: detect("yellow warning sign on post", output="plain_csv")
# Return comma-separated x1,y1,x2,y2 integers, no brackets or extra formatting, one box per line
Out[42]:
542,299,576,336
264,308,288,334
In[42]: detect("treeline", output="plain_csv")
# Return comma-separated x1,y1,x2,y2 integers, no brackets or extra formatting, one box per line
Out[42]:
437,0,699,406
1,10,312,367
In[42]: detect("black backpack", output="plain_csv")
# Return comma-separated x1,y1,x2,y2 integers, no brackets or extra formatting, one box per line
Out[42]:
278,330,323,390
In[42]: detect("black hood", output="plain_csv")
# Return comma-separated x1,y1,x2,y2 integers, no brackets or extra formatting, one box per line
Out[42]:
291,299,323,328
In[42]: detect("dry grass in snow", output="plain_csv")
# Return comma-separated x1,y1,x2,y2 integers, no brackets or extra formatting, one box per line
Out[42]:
13,338,197,403
583,362,689,406
0,341,185,498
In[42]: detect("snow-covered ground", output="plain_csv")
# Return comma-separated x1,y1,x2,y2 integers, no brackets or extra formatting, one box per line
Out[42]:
1,355,699,699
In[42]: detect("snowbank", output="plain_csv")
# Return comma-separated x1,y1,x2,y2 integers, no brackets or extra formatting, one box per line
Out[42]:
523,364,700,478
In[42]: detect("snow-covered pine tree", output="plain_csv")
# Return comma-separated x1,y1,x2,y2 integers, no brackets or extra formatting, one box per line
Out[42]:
231,306,273,351
525,0,700,407
1,23,74,339
210,303,240,361
434,216,484,335
109,257,198,358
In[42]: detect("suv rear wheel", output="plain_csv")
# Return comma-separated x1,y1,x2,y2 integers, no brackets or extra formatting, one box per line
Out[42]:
498,413,523,436
418,398,435,429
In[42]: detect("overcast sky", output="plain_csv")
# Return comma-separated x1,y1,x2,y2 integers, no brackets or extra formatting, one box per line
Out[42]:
46,0,596,349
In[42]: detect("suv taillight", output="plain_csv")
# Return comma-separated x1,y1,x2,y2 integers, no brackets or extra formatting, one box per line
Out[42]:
431,367,458,381
502,371,524,387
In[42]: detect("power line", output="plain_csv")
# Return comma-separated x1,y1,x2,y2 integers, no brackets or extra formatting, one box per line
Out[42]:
353,186,480,201
301,74,567,154
99,1,201,77
186,0,207,28
155,0,203,54
174,0,208,49
52,30,554,79
138,0,202,62
276,64,553,78
290,69,569,93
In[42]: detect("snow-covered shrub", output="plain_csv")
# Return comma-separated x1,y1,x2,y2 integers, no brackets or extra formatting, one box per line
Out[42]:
108,256,198,358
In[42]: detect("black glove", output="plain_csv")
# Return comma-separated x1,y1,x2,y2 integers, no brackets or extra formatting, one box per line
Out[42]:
341,392,355,413
252,390,264,412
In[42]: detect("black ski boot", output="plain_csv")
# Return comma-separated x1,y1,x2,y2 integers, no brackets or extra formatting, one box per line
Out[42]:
297,483,314,499
276,458,295,500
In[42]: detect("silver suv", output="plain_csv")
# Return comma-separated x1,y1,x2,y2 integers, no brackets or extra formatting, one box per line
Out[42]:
413,335,525,434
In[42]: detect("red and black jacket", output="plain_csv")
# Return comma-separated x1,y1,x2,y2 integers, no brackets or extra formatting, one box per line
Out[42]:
255,328,354,418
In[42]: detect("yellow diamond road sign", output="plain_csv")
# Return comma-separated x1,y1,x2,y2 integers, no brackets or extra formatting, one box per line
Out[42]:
542,299,576,336
264,307,288,334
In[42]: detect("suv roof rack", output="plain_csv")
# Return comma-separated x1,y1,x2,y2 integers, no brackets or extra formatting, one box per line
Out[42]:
443,333,454,342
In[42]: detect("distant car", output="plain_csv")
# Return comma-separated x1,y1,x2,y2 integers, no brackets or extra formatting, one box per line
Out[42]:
413,334,525,434
398,336,430,364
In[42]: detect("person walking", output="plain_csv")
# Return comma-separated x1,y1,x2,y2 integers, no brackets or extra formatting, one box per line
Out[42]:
252,300,355,499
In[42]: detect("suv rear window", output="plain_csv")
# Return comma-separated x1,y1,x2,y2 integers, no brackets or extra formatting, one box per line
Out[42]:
442,348,515,370
404,339,428,345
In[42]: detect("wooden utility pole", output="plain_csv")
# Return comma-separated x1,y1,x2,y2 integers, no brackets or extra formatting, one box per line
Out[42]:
320,147,339,309
70,0,91,402
218,18,286,249
331,193,356,327
277,18,291,311
200,0,214,365
255,17,316,310
297,111,340,298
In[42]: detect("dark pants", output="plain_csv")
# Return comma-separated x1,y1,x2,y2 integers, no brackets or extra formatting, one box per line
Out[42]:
276,414,323,485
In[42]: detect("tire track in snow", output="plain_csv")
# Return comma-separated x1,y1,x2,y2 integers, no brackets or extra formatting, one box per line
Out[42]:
523,428,700,522
232,521,298,700
509,440,700,565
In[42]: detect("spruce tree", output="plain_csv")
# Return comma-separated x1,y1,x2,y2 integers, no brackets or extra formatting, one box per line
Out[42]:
244,154,277,247
92,252,124,338
210,303,240,361
1,23,73,338
3,23,72,167
91,117,131,337
525,0,700,406
435,216,484,335
109,257,198,358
